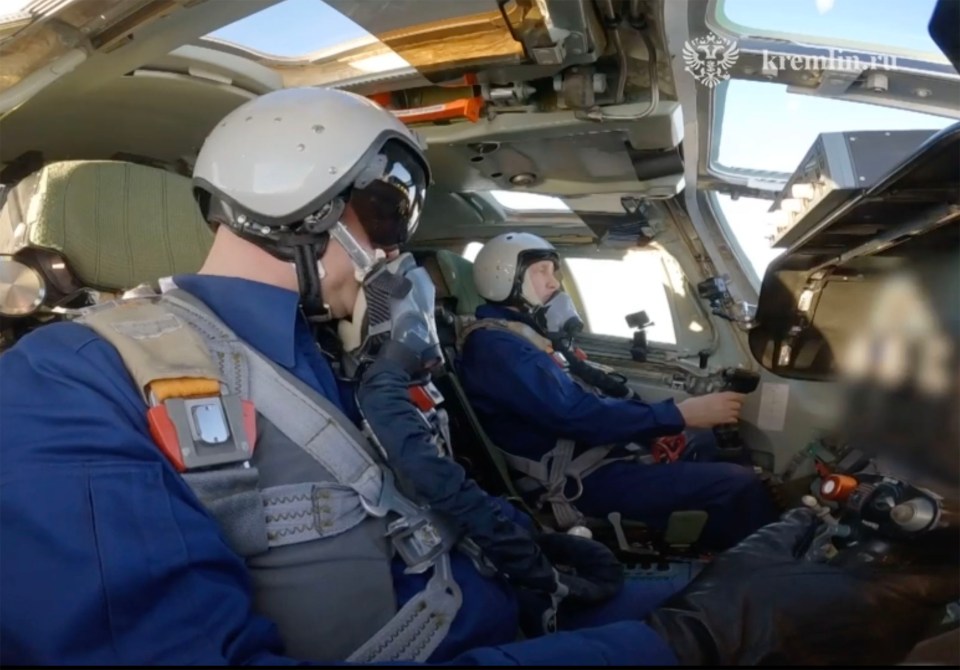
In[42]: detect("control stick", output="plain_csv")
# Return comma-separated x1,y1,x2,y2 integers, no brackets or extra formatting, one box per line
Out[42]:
714,368,760,461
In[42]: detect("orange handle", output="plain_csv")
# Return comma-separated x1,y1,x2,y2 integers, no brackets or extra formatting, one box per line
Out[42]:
820,474,858,502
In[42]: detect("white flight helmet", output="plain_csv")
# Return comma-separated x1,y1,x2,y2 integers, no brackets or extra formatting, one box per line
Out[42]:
192,86,430,316
473,232,559,308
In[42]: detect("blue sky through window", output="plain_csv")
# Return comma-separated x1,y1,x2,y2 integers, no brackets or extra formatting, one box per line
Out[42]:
716,81,955,174
709,0,955,283
206,0,371,57
714,80,953,282
718,0,945,60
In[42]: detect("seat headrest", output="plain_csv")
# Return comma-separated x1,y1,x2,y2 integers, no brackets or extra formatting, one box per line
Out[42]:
434,249,484,316
0,160,212,291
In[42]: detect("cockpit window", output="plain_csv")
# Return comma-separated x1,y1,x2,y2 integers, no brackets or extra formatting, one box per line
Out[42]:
709,80,953,285
711,80,955,178
1,0,33,20
714,0,948,64
204,0,383,59
489,191,571,213
704,0,958,288
462,241,483,262
711,193,785,283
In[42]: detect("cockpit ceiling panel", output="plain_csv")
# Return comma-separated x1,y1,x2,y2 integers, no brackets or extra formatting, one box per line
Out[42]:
322,0,530,83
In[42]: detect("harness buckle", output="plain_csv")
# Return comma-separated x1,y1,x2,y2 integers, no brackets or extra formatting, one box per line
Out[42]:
146,380,256,472
388,515,447,574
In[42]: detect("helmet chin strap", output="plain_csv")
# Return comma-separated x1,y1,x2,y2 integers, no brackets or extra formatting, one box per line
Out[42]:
293,240,330,319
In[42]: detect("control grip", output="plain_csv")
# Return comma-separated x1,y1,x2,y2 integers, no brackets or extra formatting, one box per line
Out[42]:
713,368,761,461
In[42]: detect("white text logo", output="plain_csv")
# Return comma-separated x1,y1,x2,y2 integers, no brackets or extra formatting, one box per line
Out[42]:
684,32,899,87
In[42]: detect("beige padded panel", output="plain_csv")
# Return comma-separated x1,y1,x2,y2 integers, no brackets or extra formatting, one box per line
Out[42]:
9,160,212,290
435,249,484,316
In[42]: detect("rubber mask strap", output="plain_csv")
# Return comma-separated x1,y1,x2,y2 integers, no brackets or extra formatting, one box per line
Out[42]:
520,269,544,309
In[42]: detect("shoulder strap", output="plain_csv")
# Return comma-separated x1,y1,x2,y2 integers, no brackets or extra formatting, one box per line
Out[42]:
458,317,554,354
77,297,222,403
158,288,398,513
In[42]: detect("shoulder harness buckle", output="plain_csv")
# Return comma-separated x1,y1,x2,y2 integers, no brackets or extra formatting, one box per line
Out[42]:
146,377,257,472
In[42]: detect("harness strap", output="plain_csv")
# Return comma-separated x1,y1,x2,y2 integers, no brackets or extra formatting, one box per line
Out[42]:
500,440,644,530
460,318,651,529
347,553,462,663
161,291,385,498
80,288,462,663
163,289,463,663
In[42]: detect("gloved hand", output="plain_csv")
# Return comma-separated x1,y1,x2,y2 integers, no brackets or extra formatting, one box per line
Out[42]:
353,253,443,380
535,531,624,605
646,507,959,666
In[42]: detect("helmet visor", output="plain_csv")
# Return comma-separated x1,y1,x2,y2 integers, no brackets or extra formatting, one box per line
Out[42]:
348,139,428,250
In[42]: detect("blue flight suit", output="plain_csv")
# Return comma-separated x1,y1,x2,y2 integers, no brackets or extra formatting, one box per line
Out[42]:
458,304,778,550
0,274,685,666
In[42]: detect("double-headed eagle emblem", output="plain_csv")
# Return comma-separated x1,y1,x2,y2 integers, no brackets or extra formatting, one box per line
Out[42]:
683,33,740,87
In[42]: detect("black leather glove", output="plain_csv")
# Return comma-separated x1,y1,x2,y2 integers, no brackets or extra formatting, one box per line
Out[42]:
646,507,959,666
535,531,624,605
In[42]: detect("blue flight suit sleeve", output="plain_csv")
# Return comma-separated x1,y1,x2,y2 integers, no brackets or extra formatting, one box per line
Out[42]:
0,324,677,667
356,358,558,594
461,330,686,446
0,324,297,666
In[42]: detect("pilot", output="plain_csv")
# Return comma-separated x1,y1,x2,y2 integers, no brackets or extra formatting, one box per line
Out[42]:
458,232,778,550
0,87,951,667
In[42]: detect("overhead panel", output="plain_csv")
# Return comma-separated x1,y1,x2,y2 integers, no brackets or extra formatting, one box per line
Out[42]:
323,0,526,83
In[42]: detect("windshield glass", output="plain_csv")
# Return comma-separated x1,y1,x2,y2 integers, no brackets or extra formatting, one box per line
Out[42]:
715,0,947,63
713,194,786,281
713,80,955,176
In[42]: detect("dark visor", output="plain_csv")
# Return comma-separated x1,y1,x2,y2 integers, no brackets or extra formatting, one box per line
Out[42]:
347,139,428,250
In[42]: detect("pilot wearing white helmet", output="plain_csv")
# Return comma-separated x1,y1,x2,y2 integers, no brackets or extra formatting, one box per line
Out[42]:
2,87,952,668
460,232,779,550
